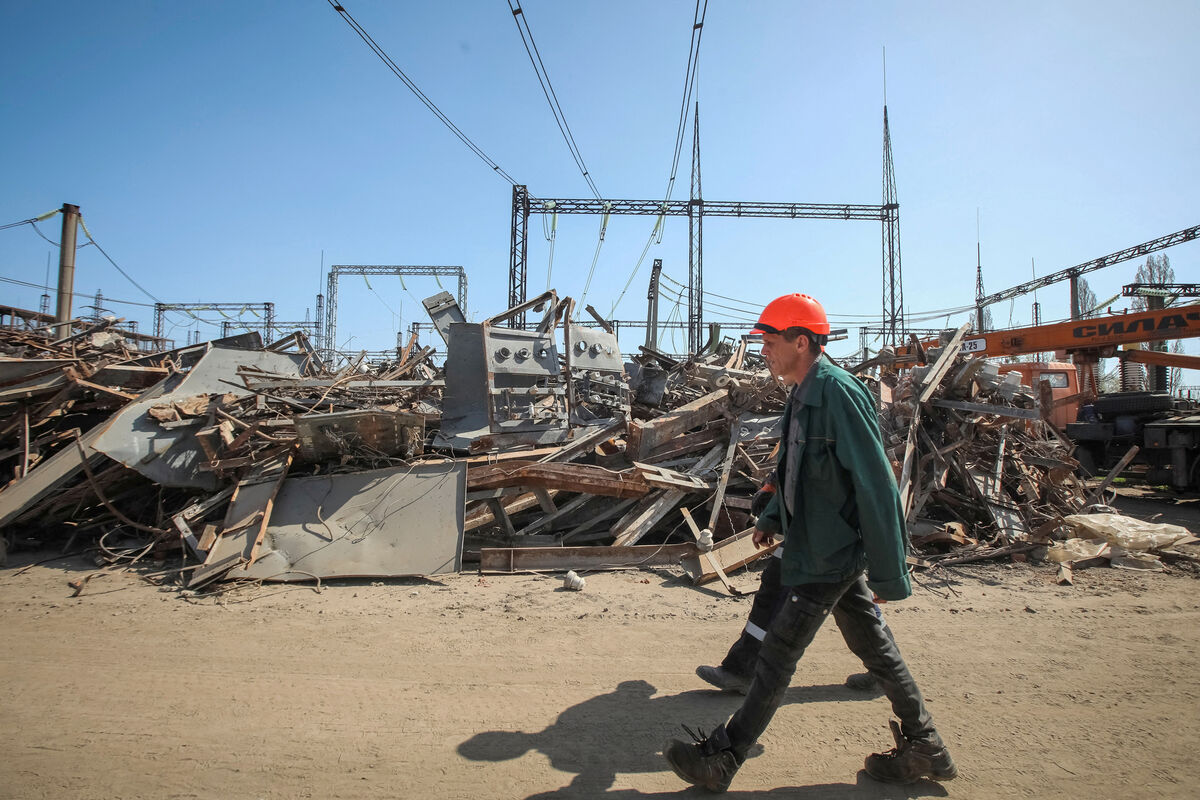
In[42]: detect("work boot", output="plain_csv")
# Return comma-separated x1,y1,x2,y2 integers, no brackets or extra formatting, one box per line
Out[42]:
663,725,741,793
864,720,958,784
696,665,751,694
844,672,878,691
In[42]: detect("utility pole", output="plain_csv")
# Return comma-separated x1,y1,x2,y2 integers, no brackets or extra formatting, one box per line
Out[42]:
54,203,80,340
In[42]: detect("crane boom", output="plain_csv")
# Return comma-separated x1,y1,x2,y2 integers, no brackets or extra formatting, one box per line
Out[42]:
899,303,1200,360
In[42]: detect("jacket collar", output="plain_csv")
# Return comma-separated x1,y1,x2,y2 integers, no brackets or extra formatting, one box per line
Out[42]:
791,352,833,409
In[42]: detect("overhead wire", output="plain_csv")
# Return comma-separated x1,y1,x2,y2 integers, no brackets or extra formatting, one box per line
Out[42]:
576,206,611,313
607,0,707,318
326,0,518,185
507,0,601,199
662,0,707,203
361,273,401,319
76,216,162,304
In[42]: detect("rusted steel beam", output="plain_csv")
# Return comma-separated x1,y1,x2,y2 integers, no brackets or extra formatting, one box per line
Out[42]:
467,461,648,498
479,542,696,573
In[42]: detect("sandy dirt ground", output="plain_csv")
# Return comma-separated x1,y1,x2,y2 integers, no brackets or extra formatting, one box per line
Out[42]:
3,493,1199,800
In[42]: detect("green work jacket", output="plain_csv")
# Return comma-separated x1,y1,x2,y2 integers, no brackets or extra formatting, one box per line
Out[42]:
757,356,911,600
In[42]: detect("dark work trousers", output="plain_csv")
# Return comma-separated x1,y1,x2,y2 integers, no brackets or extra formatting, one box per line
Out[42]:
719,549,898,678
711,573,942,761
719,550,790,677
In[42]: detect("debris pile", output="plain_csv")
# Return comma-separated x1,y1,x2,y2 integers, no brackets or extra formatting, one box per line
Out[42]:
1,306,1191,592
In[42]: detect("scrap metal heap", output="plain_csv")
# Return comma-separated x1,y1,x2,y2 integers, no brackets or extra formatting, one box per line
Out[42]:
0,302,1194,592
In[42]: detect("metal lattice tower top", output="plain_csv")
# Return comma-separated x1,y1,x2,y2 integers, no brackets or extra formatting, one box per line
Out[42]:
880,106,905,348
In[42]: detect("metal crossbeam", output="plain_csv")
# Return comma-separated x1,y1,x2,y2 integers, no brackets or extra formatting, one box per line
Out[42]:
154,302,274,341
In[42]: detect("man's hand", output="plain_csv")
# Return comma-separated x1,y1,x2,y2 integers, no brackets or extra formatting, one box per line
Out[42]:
872,593,887,605
752,527,776,548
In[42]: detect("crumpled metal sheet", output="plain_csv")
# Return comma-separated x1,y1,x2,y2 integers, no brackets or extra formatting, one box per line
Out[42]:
91,346,307,489
224,461,465,581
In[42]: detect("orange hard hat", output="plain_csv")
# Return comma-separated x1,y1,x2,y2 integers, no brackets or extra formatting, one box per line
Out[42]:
751,293,830,339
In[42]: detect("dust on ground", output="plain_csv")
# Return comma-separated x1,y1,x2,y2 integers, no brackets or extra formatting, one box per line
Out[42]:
2,492,1198,800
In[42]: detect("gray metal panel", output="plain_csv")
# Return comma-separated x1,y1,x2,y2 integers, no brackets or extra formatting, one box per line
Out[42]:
225,462,465,581
91,346,308,489
440,323,490,443
568,324,623,372
421,291,466,345
484,327,560,377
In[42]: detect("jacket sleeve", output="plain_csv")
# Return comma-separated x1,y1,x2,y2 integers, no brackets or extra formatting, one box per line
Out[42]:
756,490,783,536
830,380,911,600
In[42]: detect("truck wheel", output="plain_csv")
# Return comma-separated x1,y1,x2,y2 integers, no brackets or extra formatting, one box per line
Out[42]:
1093,391,1173,416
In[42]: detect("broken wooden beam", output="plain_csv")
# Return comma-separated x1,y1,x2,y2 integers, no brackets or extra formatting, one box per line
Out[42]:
681,527,778,586
467,461,648,499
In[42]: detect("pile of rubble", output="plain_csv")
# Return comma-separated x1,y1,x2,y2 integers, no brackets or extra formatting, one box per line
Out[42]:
1,302,1193,594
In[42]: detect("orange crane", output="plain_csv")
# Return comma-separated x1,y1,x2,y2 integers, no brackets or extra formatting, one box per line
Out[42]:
893,303,1200,490
898,302,1200,362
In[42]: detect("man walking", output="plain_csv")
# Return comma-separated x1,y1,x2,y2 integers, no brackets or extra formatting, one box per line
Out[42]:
663,293,955,791
695,474,886,694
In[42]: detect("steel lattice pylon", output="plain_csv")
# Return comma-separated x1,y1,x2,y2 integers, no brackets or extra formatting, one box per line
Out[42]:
324,265,467,355
688,103,704,354
880,106,905,349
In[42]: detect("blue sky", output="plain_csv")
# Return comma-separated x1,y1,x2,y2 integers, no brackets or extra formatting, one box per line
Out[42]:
1,1,1196,375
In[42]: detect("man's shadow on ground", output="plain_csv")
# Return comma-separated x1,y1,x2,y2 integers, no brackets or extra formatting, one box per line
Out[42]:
458,679,949,799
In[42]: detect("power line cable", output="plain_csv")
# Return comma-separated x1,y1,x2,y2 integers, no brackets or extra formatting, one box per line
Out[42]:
662,0,707,203
0,208,60,231
77,216,162,304
608,1,707,317
507,1,601,199
326,0,518,184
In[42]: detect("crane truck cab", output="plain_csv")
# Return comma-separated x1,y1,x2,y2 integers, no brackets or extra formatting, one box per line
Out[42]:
997,361,1078,429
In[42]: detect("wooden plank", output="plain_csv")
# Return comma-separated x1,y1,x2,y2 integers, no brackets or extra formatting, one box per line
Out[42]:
611,446,724,546
468,461,648,499
188,553,246,589
706,423,741,531
680,507,744,595
515,493,594,536
559,497,637,542
632,462,716,492
626,388,729,460
464,489,559,531
642,425,727,463
485,498,516,537
915,323,972,405
201,448,294,571
1087,444,1140,505
172,513,204,559
479,542,696,573
533,488,558,515
681,528,778,585
535,418,626,465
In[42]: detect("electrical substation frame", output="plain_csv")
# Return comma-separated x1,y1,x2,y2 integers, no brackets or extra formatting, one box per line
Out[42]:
154,302,275,343
509,106,905,352
324,264,467,354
